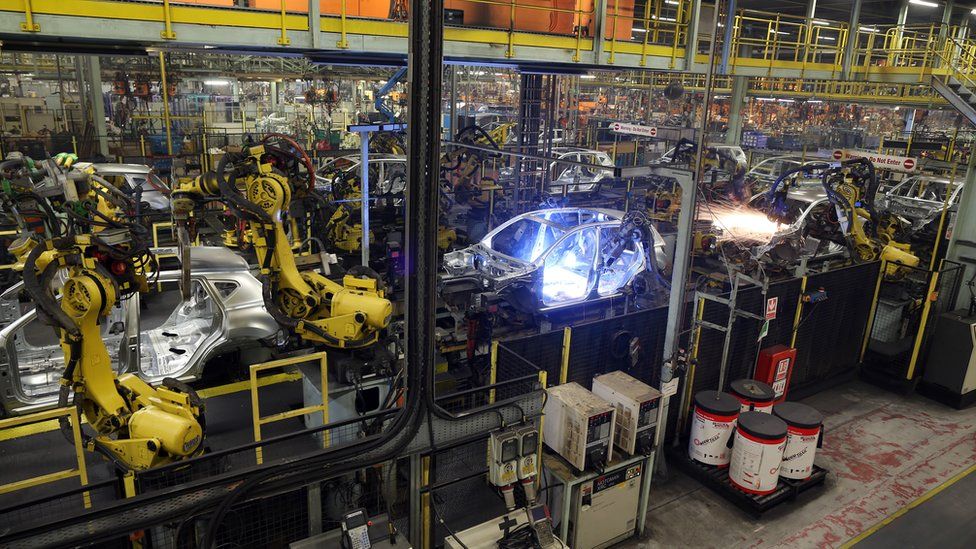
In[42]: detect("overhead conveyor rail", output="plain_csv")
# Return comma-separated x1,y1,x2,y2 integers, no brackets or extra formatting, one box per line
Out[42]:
1,0,975,82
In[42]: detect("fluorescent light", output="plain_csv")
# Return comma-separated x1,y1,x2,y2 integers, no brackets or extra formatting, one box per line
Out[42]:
203,45,217,49
908,0,939,7
493,72,505,76
813,20,830,26
580,74,596,80
807,100,823,104
204,80,230,86
820,36,836,41
756,97,777,102
971,8,976,15
633,28,647,33
659,17,676,22
777,99,795,103
665,0,679,4
859,26,878,32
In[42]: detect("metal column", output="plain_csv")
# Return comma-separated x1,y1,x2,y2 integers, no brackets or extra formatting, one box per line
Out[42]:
84,56,109,157
725,76,747,146
719,0,737,75
684,0,702,70
158,52,174,156
308,0,321,48
360,132,371,266
946,152,976,310
841,0,863,79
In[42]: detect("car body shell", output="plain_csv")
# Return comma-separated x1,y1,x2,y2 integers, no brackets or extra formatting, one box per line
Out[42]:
317,154,407,196
82,162,171,213
442,208,667,311
879,174,963,231
746,156,828,193
0,246,278,416
746,185,847,261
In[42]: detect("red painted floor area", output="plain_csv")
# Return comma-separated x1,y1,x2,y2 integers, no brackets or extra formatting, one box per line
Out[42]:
621,380,976,549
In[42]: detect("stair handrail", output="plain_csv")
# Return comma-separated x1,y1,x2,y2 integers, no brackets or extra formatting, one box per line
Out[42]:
936,36,976,90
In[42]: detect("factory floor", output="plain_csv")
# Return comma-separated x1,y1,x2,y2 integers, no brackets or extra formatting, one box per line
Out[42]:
621,380,976,549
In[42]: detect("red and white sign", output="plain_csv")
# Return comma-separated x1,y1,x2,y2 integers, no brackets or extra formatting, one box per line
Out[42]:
611,122,658,138
765,297,778,321
831,149,919,173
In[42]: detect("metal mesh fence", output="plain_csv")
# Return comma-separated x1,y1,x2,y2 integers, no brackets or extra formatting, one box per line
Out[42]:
862,260,964,382
692,278,802,396
502,330,565,385
0,478,122,534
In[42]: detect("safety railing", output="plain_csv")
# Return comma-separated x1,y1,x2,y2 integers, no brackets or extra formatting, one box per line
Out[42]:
0,407,90,506
935,35,976,93
250,352,329,464
728,9,847,74
605,0,690,68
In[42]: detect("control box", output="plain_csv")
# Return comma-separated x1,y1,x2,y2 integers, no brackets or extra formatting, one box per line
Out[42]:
592,371,661,455
543,383,615,472
568,462,643,549
755,345,797,403
488,429,520,487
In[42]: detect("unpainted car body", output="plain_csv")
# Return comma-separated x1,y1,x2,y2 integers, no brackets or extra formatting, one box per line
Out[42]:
442,208,667,311
317,154,407,196
745,156,828,193
744,185,848,268
878,174,963,231
80,162,171,214
0,246,278,416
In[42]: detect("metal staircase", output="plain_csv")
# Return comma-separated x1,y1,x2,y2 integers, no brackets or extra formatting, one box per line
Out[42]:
932,75,976,126
932,38,976,127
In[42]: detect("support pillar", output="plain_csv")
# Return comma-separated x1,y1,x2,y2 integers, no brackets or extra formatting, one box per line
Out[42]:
725,76,747,145
946,152,976,310
683,0,702,70
718,0,737,75
841,0,863,79
940,1,954,39
308,0,321,48
270,80,279,110
84,56,109,157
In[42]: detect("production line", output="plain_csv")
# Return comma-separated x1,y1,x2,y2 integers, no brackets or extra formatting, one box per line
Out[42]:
2,1,976,548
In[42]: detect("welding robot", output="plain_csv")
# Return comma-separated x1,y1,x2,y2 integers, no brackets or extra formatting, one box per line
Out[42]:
10,153,206,471
170,134,393,352
819,157,919,275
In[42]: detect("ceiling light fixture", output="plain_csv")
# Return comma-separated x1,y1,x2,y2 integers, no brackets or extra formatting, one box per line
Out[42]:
908,0,939,7
204,80,230,86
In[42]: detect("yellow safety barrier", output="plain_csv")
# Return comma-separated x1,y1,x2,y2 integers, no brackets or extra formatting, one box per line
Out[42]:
250,352,329,464
0,407,90,508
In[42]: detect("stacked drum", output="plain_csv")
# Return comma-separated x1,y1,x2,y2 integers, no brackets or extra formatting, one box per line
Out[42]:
688,390,740,467
689,388,825,495
729,379,776,413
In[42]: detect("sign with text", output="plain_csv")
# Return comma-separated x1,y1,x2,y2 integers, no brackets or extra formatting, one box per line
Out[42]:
831,149,919,173
611,122,658,138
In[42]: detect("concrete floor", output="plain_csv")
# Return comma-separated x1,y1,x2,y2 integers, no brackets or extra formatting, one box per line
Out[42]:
620,380,976,549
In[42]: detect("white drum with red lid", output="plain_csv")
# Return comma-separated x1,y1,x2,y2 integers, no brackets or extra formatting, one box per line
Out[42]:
729,411,787,495
773,402,824,480
730,379,776,413
688,390,740,466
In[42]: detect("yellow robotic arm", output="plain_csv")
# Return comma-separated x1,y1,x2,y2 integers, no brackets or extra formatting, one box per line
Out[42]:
24,235,204,471
173,138,392,349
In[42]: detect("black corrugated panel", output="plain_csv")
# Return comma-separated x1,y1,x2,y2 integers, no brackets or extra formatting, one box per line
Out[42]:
566,307,669,389
793,262,881,393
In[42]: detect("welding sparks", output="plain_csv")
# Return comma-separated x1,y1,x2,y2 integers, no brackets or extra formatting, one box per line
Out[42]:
701,204,783,242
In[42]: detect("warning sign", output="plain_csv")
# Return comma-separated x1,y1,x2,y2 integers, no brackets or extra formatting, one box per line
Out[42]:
611,122,658,138
831,149,919,173
765,297,778,321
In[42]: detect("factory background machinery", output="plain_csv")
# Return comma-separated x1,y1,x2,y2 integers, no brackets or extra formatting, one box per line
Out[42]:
1,1,976,548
